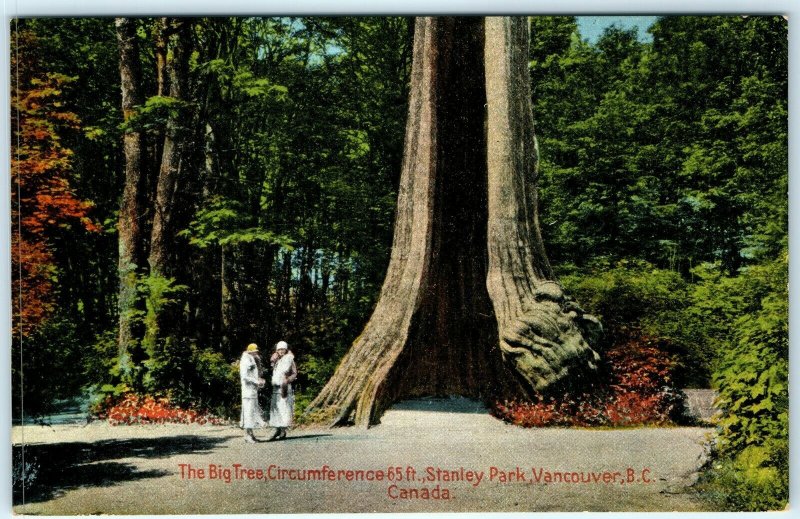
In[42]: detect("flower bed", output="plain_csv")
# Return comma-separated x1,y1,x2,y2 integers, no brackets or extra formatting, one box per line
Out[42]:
95,393,226,425
492,332,684,427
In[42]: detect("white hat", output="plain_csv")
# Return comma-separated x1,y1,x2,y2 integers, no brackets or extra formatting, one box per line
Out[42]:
276,341,289,350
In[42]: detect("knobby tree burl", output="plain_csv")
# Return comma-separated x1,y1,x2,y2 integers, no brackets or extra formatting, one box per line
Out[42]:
304,17,601,427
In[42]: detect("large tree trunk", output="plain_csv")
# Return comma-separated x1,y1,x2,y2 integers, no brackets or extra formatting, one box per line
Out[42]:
304,17,601,428
115,18,147,375
484,17,601,392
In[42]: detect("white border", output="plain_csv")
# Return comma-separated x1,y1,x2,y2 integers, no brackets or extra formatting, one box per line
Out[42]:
2,0,797,16
1,2,797,519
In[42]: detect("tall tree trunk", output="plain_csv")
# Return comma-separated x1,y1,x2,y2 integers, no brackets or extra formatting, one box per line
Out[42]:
484,17,602,392
220,244,232,351
148,19,191,278
115,17,147,375
154,18,168,97
295,241,315,322
304,17,601,428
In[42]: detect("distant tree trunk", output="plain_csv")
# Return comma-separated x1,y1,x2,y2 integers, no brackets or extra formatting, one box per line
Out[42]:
304,17,601,427
295,241,315,322
186,122,222,347
154,18,168,97
220,244,233,349
115,17,147,374
148,18,191,278
279,249,292,313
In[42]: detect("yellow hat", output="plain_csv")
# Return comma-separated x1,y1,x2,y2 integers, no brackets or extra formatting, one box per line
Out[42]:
246,343,258,352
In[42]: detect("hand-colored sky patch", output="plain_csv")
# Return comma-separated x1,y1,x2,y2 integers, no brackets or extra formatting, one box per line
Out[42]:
576,16,659,43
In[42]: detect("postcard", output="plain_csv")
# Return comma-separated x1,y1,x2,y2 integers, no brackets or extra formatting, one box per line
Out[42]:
9,12,789,514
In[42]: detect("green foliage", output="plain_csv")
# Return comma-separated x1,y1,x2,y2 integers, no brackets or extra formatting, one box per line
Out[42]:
83,330,125,396
15,16,410,420
535,16,787,275
197,57,288,101
140,338,239,418
16,20,788,513
716,285,788,453
87,333,239,420
560,260,715,387
178,197,294,249
694,255,788,510
138,274,188,363
120,95,189,134
11,318,86,421
559,254,787,509
566,253,789,509
292,363,324,416
700,442,788,511
560,260,688,335
531,25,788,508
289,302,374,414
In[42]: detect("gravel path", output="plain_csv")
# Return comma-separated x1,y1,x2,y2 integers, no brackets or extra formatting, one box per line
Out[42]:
12,398,716,513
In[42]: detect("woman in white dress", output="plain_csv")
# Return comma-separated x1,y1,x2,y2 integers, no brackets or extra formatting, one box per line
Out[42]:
268,341,297,440
239,343,266,443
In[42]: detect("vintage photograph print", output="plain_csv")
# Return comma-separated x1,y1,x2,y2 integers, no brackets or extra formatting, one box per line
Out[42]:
11,15,788,513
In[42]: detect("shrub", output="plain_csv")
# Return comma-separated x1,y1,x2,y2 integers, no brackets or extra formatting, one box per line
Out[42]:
697,441,788,511
12,318,86,421
87,334,240,421
560,260,709,386
696,255,788,510
290,303,371,414
561,259,689,339
142,340,240,419
492,331,684,427
93,393,226,425
294,353,337,414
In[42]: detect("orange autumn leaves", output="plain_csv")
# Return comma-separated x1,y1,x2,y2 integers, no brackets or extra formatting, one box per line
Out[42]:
11,30,99,336
94,393,225,426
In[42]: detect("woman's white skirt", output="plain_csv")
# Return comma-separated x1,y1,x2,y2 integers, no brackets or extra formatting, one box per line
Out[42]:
269,385,294,427
240,397,266,429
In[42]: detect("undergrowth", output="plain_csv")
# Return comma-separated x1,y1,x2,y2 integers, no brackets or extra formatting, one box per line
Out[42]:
492,331,686,427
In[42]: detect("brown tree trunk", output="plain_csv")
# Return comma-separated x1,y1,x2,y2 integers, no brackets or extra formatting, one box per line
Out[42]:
484,17,601,392
154,18,168,97
115,17,147,374
148,19,191,278
304,17,601,428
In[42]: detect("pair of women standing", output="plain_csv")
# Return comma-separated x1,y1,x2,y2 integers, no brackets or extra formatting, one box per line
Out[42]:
239,341,296,443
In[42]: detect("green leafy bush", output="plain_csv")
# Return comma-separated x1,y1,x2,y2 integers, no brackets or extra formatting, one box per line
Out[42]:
560,260,708,386
699,442,788,511
84,274,241,420
12,318,86,421
560,261,690,341
696,255,788,510
138,338,239,419
290,304,370,415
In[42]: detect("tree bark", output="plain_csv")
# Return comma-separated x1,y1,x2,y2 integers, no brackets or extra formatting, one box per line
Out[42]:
115,18,147,374
484,17,601,392
154,18,168,97
304,17,601,427
148,19,191,278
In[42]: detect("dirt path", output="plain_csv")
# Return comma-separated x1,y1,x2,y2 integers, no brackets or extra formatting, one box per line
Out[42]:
12,398,716,513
